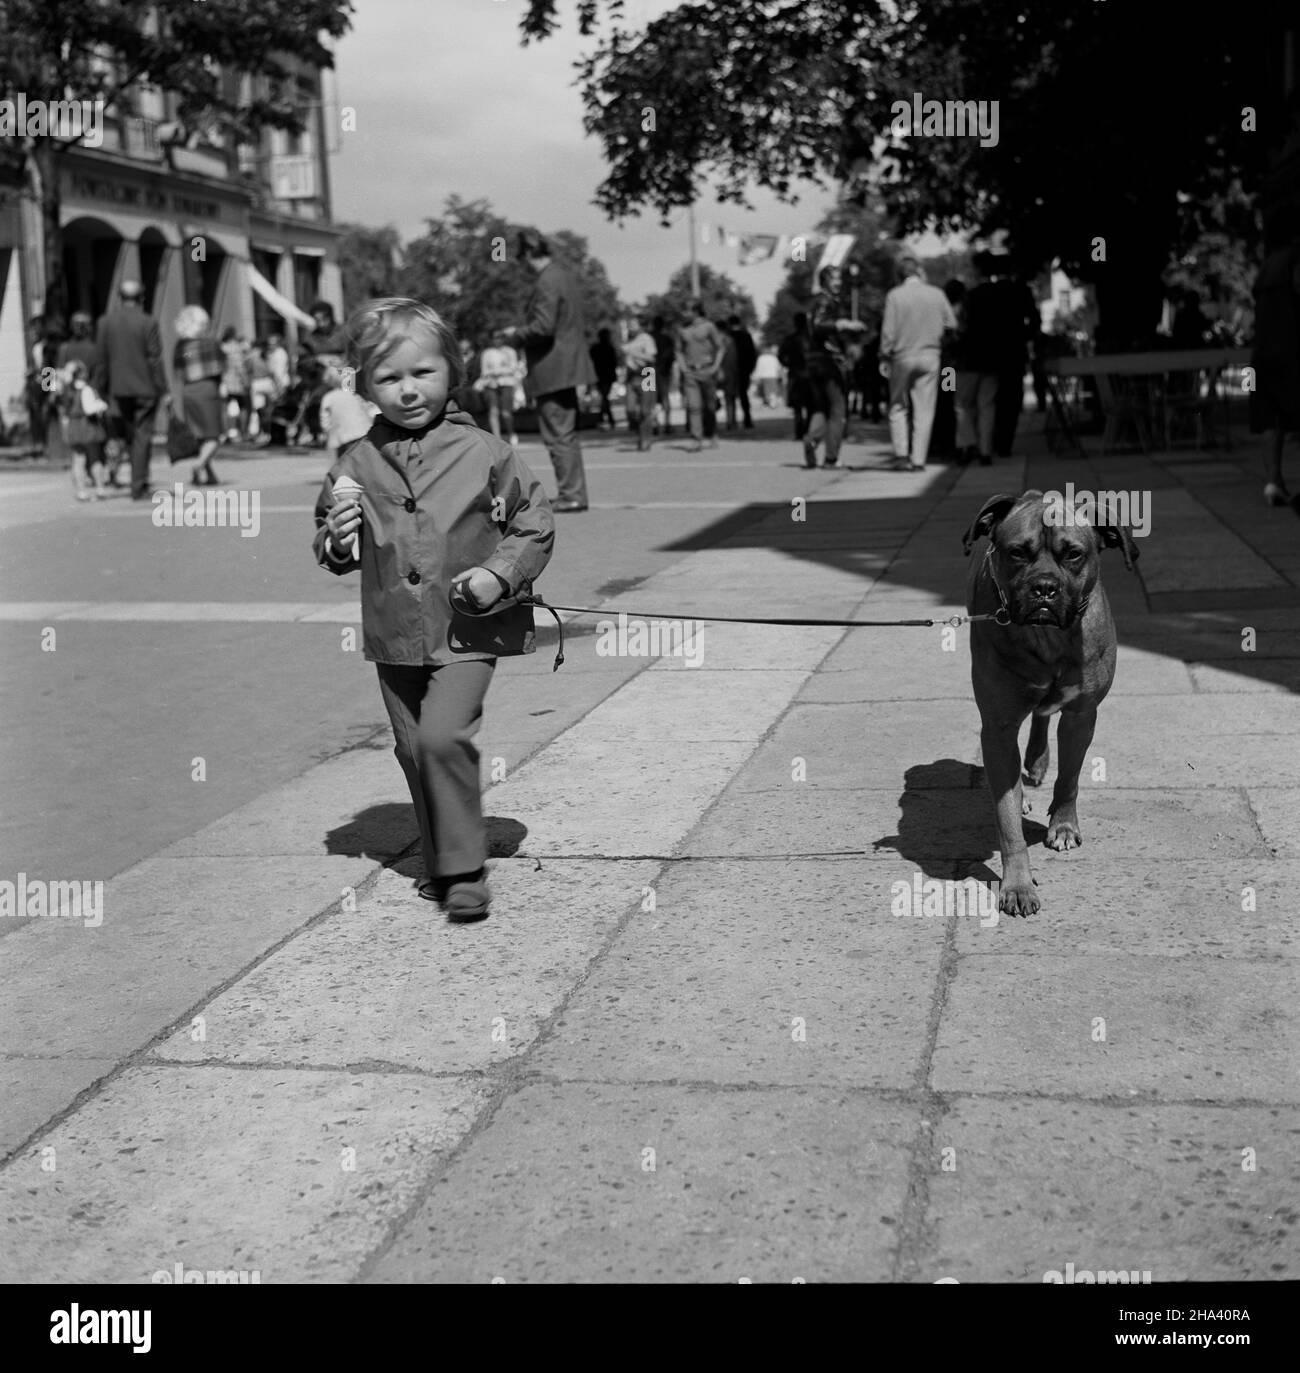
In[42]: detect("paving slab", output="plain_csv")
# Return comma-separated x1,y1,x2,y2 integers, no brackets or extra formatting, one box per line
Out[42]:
931,954,1300,1099
1248,787,1300,855
483,739,758,857
0,1058,117,1157
152,859,656,1071
364,1083,918,1283
528,859,946,1088
928,1097,1300,1282
724,702,982,792
0,1065,486,1283
0,855,372,1069
951,858,1300,960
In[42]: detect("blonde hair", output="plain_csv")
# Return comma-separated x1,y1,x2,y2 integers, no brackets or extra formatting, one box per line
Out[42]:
174,305,211,340
343,297,463,397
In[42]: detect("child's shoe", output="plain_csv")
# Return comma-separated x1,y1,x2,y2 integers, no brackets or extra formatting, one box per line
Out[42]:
418,868,490,921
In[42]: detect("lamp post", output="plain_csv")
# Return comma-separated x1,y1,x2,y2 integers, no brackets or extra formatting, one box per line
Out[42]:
848,262,861,322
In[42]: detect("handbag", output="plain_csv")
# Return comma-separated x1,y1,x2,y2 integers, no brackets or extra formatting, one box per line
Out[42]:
167,410,200,463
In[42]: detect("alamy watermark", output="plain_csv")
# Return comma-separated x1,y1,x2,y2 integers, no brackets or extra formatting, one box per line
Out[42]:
892,874,999,928
1042,483,1151,537
151,1261,262,1284
0,94,104,147
1,873,102,927
595,611,705,667
152,483,261,537
890,92,999,148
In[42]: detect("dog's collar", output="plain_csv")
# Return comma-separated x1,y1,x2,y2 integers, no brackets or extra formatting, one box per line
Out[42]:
983,546,1090,629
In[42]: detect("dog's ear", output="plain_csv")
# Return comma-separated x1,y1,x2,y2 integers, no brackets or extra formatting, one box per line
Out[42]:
962,493,1020,555
1095,522,1141,571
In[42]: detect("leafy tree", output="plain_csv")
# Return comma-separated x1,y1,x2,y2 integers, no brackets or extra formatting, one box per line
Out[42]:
0,0,354,324
520,0,1278,347
640,262,757,330
398,196,622,346
337,223,403,315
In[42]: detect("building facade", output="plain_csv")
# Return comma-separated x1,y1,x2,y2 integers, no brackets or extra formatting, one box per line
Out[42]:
0,56,343,437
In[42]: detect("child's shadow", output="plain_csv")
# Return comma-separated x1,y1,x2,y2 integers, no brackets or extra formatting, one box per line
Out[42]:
325,805,528,881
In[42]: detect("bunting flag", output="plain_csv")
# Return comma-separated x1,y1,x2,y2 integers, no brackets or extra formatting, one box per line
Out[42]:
696,218,827,267
738,234,780,266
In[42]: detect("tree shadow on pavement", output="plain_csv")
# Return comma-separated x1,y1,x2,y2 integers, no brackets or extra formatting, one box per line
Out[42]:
656,491,1300,693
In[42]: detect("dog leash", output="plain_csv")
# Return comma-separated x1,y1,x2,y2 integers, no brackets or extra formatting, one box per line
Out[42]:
451,585,1008,672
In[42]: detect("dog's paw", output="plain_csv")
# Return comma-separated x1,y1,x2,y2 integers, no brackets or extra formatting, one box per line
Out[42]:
998,878,1040,917
1045,816,1083,851
1023,757,1050,787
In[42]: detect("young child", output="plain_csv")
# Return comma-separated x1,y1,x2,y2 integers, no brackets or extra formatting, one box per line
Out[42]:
313,298,555,920
318,362,379,459
59,361,110,500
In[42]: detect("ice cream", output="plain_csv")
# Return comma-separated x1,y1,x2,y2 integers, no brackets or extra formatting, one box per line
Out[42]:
331,475,364,560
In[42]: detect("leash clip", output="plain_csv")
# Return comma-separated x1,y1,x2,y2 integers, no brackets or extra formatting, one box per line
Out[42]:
993,606,1012,626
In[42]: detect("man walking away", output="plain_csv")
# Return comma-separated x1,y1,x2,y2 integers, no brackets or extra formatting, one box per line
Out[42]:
677,300,724,452
880,255,956,471
94,280,165,500
511,230,596,512
728,314,757,429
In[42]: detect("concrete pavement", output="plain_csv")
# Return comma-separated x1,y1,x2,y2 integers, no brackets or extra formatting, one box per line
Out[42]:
2,414,1298,1283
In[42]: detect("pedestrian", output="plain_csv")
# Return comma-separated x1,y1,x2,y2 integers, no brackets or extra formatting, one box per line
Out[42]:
622,314,657,451
314,296,555,921
677,299,725,451
727,314,757,428
778,311,813,439
94,279,166,500
651,315,676,435
590,327,620,428
879,255,956,471
265,331,291,396
476,328,523,444
942,278,975,463
453,336,488,428
219,327,251,441
718,323,741,430
1248,206,1300,511
802,324,849,468
298,301,347,445
506,230,595,512
753,347,781,407
974,254,1039,457
171,304,226,486
960,254,1003,465
58,360,110,501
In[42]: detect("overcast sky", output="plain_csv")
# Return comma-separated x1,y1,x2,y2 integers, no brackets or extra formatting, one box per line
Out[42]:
327,0,839,318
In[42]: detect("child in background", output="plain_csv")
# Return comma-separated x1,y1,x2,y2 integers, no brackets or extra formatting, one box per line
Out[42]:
59,361,110,500
318,362,378,459
476,328,523,445
313,298,555,920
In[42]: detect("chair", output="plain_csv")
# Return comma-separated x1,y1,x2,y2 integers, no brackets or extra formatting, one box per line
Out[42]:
1096,373,1154,453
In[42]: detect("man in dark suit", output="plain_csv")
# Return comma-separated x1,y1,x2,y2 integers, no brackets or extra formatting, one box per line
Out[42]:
509,231,596,512
94,279,165,499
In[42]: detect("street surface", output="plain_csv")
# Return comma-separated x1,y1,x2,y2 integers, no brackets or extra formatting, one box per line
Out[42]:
2,410,1298,1282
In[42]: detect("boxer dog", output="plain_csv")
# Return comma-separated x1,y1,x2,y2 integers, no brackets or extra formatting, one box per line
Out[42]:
962,490,1139,916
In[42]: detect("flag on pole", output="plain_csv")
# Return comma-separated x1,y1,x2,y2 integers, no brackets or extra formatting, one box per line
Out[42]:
737,234,779,266
812,234,856,292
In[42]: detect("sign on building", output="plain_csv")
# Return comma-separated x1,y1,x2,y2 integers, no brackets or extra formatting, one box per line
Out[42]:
269,155,316,201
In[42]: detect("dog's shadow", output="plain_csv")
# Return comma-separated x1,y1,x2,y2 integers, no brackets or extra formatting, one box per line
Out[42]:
872,757,1048,884
325,807,529,882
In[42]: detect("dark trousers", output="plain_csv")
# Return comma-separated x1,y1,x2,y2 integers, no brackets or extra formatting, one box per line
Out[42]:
376,660,495,878
993,365,1025,456
536,387,589,505
736,375,753,427
683,376,718,440
113,395,160,496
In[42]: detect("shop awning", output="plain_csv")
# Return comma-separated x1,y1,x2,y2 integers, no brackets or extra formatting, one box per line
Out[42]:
246,264,316,327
